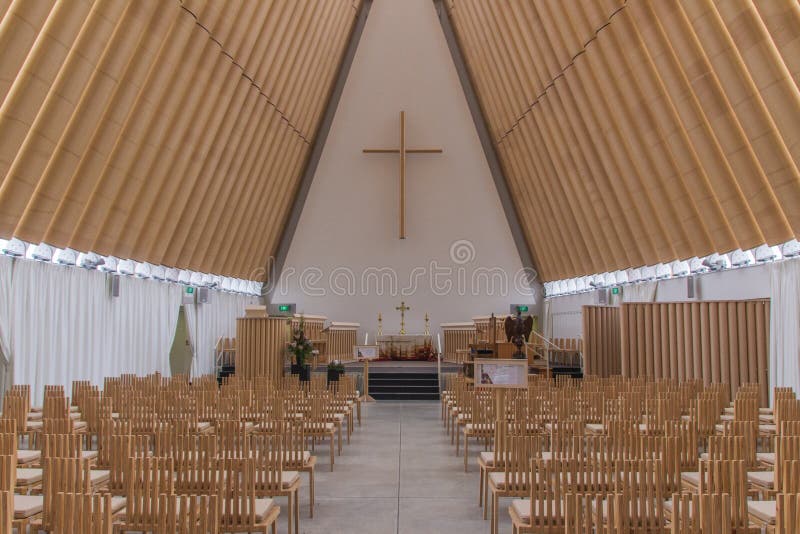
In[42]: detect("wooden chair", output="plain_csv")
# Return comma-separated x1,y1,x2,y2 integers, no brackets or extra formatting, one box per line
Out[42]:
463,392,495,471
251,433,301,534
509,458,577,533
720,420,759,469
693,397,720,438
566,492,660,533
695,460,753,531
173,447,219,496
304,395,338,471
487,434,542,534
38,457,93,532
479,418,509,512
96,419,132,468
3,429,40,467
638,436,682,493
776,493,800,534
106,434,149,496
665,420,699,470
671,493,736,534
3,453,43,532
219,457,281,534
118,456,175,533
748,435,800,499
52,492,113,534
217,419,252,459
2,393,38,445
564,493,598,534
602,459,665,531
747,457,800,528
156,494,219,534
280,421,316,518
0,489,11,534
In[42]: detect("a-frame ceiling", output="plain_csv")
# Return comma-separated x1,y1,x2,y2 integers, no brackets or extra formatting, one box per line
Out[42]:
1,0,798,284
0,0,361,279
445,0,800,281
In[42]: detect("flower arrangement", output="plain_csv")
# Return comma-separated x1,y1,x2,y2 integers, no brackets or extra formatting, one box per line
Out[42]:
287,316,314,368
327,360,345,373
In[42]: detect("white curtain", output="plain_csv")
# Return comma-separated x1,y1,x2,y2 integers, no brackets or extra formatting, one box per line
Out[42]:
11,260,182,403
770,258,800,403
0,256,13,403
185,291,257,377
623,281,658,302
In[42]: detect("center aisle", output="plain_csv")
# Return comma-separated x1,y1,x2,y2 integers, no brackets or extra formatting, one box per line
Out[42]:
286,401,510,534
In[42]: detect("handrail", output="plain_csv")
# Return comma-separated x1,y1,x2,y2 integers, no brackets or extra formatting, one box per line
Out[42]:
528,330,562,351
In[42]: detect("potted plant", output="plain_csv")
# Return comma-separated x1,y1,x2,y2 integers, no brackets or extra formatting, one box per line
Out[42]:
327,360,345,383
288,317,313,381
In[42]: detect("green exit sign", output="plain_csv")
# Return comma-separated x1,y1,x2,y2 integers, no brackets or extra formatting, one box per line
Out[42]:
278,305,291,312
611,287,620,295
517,305,529,313
185,287,194,294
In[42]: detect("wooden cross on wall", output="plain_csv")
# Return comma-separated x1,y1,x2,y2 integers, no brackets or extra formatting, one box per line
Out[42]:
363,111,443,239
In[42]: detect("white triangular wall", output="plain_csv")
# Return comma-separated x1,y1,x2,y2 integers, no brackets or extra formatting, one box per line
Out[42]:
275,0,540,339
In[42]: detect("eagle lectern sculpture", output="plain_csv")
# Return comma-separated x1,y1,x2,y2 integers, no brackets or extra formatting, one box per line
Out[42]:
504,310,534,359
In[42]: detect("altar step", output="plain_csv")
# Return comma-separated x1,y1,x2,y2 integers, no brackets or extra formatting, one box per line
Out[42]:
368,372,440,401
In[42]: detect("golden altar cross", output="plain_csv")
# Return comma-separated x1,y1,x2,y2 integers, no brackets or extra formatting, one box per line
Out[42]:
363,111,443,239
396,301,411,335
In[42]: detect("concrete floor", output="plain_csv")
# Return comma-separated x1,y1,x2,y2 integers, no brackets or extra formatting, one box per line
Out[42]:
273,401,511,534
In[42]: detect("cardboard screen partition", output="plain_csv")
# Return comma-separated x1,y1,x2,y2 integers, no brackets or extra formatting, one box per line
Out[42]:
582,305,621,377
440,323,476,362
620,300,770,405
235,317,289,381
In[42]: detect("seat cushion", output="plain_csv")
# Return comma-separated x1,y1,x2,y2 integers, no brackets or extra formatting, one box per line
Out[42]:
16,450,40,465
748,500,776,525
479,451,503,466
110,496,126,514
90,469,111,486
282,471,301,488
488,472,506,488
510,499,530,521
488,471,528,489
254,498,277,522
14,494,43,519
16,468,42,485
465,423,494,433
757,452,775,465
585,423,604,433
747,470,774,489
81,450,98,461
26,421,43,431
681,471,700,487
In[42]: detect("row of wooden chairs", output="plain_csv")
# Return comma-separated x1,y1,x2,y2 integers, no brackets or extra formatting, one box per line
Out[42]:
441,375,800,533
1,372,366,533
